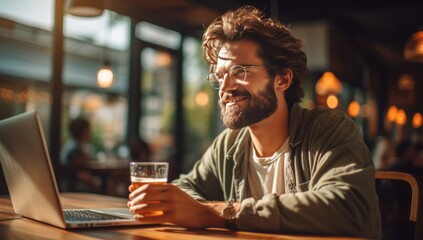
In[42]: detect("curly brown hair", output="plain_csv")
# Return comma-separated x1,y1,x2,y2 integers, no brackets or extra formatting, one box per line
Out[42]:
202,5,307,106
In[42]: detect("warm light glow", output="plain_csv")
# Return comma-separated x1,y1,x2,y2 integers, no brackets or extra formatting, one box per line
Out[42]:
412,112,423,128
347,101,360,118
97,66,114,88
326,94,338,109
315,71,343,95
83,95,103,111
386,105,398,123
195,91,209,106
397,74,414,91
404,31,423,63
395,109,407,125
0,87,50,103
155,52,172,67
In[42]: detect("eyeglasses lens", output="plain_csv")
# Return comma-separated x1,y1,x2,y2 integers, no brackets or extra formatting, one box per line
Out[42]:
229,66,247,82
207,65,247,89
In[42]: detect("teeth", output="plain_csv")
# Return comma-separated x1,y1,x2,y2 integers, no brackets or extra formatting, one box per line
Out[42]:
226,96,246,105
228,97,244,102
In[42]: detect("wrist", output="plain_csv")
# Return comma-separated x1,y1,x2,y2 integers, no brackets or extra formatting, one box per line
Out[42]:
221,200,237,230
203,201,239,230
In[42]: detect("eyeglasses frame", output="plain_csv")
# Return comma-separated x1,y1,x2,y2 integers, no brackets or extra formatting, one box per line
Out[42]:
207,64,263,89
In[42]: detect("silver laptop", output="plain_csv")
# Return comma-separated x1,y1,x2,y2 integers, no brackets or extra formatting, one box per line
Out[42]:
0,110,148,228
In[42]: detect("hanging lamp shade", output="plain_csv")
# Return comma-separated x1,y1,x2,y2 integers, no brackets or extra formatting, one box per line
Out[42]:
65,0,105,17
315,71,343,95
97,61,114,88
404,30,423,63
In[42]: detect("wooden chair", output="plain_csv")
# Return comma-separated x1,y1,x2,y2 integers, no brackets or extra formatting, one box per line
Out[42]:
375,171,423,240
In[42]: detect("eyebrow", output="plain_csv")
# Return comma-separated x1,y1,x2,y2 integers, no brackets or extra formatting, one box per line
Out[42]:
217,55,235,61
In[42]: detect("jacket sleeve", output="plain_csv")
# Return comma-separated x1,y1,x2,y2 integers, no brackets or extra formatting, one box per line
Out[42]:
235,110,380,239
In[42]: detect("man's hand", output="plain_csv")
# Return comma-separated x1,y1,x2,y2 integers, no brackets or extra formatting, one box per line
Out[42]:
127,183,227,229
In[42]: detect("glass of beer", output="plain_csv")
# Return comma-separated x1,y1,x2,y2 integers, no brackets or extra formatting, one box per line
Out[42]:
129,162,169,216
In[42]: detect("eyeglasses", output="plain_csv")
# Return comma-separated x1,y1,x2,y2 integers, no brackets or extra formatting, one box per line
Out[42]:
207,65,262,89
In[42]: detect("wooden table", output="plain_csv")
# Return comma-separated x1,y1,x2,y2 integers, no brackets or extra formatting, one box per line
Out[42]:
0,193,365,240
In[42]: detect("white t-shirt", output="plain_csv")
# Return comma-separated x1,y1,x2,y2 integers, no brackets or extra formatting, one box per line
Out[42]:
247,138,290,200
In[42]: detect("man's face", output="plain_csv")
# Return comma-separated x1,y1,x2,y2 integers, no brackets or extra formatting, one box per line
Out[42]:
216,40,277,129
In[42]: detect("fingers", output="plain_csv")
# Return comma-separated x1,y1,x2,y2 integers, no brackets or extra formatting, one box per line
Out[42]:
129,191,169,208
128,184,208,227
128,184,176,210
129,183,170,200
127,185,220,229
130,200,221,229
130,202,174,225
129,202,172,215
128,183,149,200
127,184,178,224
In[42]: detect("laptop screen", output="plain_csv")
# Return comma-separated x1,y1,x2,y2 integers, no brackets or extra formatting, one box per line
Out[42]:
0,111,66,228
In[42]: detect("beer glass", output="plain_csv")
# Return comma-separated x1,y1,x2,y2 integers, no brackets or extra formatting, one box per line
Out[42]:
129,162,169,216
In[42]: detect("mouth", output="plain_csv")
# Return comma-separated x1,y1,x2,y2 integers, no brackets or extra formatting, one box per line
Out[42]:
222,95,248,107
226,96,248,106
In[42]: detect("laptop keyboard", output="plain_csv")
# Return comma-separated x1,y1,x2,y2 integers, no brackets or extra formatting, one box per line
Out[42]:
64,210,128,221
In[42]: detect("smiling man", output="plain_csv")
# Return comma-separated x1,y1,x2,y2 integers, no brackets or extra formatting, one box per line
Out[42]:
127,5,381,239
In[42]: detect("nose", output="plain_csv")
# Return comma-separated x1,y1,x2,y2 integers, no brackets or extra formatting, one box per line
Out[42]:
219,72,238,94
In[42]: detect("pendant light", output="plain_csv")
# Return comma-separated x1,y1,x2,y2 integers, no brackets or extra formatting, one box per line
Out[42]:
97,60,114,88
315,71,343,96
97,11,114,88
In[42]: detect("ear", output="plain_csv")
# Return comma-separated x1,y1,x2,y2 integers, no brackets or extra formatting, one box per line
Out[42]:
274,68,293,91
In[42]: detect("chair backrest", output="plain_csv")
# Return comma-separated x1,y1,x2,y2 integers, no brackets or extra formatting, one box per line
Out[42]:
375,171,423,240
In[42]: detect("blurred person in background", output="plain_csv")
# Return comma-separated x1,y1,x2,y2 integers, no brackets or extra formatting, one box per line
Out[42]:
60,117,100,192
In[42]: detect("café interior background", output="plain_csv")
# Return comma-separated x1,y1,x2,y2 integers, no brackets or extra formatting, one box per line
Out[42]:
0,0,422,194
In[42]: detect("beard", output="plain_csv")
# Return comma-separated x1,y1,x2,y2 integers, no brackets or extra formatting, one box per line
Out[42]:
219,79,277,129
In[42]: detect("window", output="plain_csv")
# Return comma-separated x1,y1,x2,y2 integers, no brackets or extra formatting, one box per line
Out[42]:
62,10,131,159
182,37,221,172
140,48,176,162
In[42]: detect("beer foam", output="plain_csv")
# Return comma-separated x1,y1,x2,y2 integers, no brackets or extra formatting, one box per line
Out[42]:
131,177,167,183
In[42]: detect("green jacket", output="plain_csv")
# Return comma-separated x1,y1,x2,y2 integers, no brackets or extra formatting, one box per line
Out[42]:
175,103,381,239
